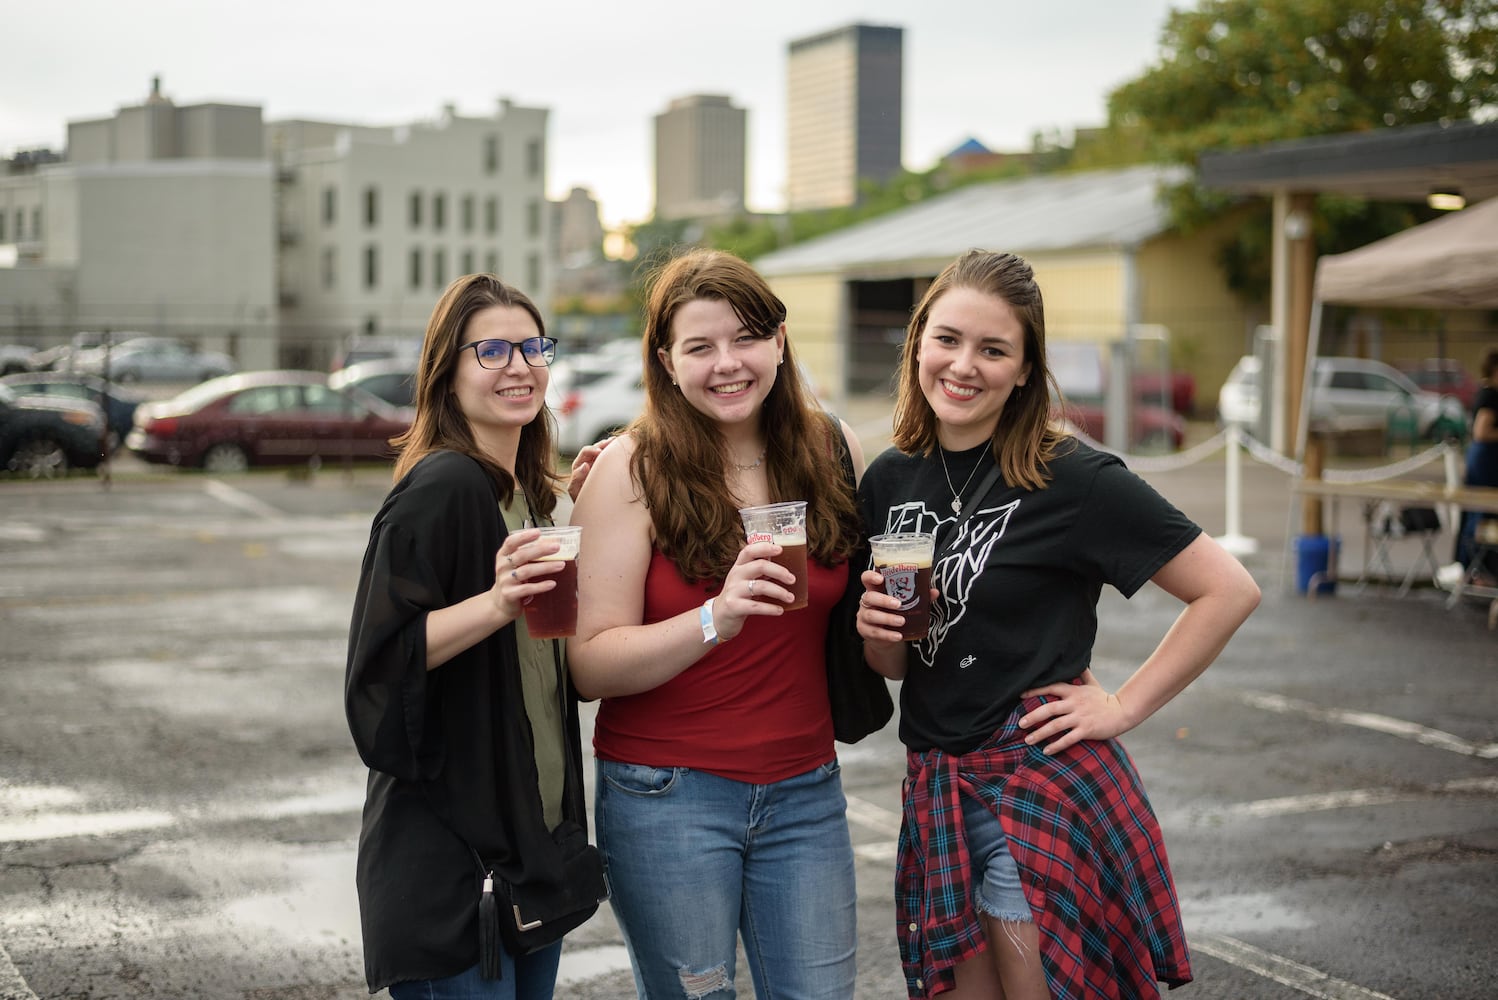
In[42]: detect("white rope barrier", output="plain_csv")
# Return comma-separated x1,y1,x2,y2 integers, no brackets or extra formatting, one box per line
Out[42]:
1063,423,1229,473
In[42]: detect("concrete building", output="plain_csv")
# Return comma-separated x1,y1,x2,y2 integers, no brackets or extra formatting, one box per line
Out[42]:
786,23,904,212
0,77,278,368
0,80,552,371
270,98,550,365
552,186,606,267
653,94,747,220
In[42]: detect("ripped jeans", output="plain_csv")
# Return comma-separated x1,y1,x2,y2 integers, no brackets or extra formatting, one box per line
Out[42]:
595,759,857,999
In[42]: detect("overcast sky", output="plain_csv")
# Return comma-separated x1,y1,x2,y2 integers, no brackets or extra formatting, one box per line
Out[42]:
3,0,1182,229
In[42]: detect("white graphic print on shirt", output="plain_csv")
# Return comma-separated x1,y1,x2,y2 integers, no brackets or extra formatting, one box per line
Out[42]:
883,498,1020,668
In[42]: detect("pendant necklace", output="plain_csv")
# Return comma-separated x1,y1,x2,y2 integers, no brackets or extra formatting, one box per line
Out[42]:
938,446,987,514
732,447,768,472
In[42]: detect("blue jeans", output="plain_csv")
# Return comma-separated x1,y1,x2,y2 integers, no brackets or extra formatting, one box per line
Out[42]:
959,795,1033,923
387,947,562,1000
595,758,857,999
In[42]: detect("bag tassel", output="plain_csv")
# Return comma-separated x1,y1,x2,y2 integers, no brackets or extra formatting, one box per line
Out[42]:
478,870,502,980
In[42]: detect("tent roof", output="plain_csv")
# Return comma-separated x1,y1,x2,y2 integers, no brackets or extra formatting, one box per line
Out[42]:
1314,197,1498,309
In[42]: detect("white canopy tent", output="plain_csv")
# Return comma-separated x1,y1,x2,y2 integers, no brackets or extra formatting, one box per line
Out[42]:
1315,196,1498,310
1296,198,1498,457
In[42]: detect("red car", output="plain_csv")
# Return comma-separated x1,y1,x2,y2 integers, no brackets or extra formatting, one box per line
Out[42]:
125,370,411,473
1056,396,1186,452
1397,359,1479,412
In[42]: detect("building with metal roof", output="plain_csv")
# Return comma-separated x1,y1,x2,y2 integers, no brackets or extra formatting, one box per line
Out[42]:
755,163,1257,422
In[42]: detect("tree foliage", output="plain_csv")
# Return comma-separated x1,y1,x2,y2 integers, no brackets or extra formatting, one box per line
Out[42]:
1103,0,1498,301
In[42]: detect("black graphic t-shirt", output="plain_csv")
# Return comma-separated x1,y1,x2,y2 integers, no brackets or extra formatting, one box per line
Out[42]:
858,438,1200,755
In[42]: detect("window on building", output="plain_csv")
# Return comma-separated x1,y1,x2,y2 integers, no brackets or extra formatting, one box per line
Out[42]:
433,193,446,233
526,199,541,238
485,197,499,234
461,249,474,275
526,253,540,294
31,208,40,239
323,186,336,226
322,247,336,290
15,210,23,240
461,195,474,234
364,187,379,228
409,248,423,290
364,245,379,289
484,135,499,174
526,139,542,178
409,191,422,229
485,251,498,275
433,249,447,289
0,211,6,241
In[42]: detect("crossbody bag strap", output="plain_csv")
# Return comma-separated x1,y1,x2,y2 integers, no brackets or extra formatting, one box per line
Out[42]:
933,461,1002,560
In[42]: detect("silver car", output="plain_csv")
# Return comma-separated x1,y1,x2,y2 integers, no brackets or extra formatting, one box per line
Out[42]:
1218,354,1454,438
72,337,237,383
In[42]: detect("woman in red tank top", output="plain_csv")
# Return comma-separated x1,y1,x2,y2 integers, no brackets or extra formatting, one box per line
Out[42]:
567,249,869,998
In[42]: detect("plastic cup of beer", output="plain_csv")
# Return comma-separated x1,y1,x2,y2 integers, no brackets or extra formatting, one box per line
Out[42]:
738,500,809,611
868,533,936,640
522,525,582,639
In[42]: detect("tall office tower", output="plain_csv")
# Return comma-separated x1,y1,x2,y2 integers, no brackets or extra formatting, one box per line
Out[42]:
786,23,904,211
653,94,747,221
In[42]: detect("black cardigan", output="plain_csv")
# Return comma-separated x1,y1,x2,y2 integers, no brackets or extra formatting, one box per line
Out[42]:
345,450,588,992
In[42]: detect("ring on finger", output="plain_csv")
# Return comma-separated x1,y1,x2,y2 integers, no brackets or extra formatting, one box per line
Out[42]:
511,569,519,581
748,579,757,597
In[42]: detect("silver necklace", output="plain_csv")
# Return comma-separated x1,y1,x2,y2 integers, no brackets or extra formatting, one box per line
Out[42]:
938,446,987,514
732,448,767,472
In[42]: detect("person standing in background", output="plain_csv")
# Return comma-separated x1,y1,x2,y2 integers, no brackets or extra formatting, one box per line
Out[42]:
1454,347,1498,573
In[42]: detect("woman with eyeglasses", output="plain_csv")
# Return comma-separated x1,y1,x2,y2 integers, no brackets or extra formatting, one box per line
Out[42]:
566,249,866,997
345,274,603,1000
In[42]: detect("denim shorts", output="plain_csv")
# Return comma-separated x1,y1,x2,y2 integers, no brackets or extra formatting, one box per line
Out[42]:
960,794,1033,923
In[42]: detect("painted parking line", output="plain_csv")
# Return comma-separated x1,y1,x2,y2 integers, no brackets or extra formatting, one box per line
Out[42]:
1192,933,1398,1000
1235,690,1498,759
202,479,285,519
1222,775,1498,819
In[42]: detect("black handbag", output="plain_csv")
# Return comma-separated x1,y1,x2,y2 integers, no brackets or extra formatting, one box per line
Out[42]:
823,413,895,743
477,819,609,966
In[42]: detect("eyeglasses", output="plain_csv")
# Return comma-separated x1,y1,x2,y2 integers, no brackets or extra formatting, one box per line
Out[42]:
458,336,557,369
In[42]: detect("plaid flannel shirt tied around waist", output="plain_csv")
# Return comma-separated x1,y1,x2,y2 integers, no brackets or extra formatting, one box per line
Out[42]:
896,696,1193,998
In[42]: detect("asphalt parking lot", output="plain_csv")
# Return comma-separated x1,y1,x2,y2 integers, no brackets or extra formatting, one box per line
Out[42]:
1,412,1495,999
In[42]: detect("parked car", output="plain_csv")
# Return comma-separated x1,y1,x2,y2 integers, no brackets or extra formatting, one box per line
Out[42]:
333,336,422,372
0,383,106,478
547,355,644,456
1217,355,1457,438
1397,358,1479,412
73,336,237,383
328,358,417,411
125,370,412,473
0,372,148,451
28,331,116,373
1055,396,1187,451
0,344,36,376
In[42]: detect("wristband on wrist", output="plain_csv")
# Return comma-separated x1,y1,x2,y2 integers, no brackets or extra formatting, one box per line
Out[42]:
699,598,721,646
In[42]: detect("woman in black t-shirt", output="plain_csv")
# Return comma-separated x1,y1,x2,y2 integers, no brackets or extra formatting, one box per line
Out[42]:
854,251,1260,999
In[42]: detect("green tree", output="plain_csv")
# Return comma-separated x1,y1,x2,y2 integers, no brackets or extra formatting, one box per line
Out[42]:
1103,0,1498,300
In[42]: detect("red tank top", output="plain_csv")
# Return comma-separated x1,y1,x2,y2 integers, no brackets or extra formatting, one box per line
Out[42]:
592,547,846,783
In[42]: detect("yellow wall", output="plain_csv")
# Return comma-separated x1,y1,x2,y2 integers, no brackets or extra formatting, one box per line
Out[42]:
773,272,847,402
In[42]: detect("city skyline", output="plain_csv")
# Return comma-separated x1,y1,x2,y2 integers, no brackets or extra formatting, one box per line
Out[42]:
4,0,1181,230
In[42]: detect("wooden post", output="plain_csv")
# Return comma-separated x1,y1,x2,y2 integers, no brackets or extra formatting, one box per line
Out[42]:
1302,432,1325,536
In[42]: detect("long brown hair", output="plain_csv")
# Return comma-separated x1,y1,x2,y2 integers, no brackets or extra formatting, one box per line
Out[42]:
392,273,563,516
892,250,1071,491
630,249,860,582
